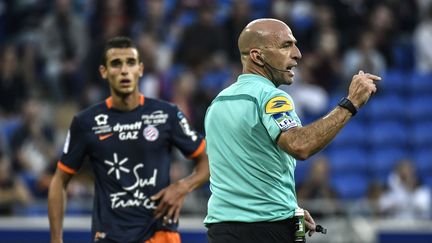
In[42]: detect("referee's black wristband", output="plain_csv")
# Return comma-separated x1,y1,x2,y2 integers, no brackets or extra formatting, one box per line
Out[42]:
338,97,357,116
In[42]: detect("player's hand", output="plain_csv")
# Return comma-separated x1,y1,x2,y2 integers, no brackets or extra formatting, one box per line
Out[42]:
151,180,189,225
304,209,316,237
347,70,381,109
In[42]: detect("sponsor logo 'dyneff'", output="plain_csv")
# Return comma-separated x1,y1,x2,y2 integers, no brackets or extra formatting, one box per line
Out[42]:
113,121,142,132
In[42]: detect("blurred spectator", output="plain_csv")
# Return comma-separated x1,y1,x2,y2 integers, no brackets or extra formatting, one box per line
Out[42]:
21,42,42,98
367,4,397,67
10,98,56,198
137,32,173,99
2,0,47,42
297,156,338,218
90,0,136,40
309,5,342,92
365,181,385,218
414,5,432,73
0,43,28,116
40,0,89,100
350,181,385,218
389,0,418,35
342,31,386,86
224,0,251,64
136,0,170,42
0,150,32,215
378,159,431,219
171,71,197,122
0,1,5,42
175,4,227,70
280,73,329,121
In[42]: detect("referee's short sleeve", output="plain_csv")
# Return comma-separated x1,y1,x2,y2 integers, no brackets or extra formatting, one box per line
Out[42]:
261,92,302,142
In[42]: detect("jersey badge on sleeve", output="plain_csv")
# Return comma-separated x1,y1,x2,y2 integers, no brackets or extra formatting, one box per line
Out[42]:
63,130,70,154
179,117,198,141
265,96,293,114
272,112,298,131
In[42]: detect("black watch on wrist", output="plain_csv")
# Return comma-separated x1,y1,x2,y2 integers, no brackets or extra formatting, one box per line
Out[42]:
338,97,357,116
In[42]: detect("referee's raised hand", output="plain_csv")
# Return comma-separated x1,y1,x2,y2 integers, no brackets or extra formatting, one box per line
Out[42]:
347,70,382,109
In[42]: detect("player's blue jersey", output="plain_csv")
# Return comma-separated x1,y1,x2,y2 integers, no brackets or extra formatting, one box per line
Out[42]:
58,94,205,242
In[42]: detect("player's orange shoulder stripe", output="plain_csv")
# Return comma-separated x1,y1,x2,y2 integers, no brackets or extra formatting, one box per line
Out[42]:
57,161,76,174
106,95,144,108
105,97,113,109
189,139,206,159
145,231,180,243
139,94,145,105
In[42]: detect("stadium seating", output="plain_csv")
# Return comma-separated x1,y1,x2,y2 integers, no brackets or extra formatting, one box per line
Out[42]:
331,174,369,199
413,148,432,177
369,121,409,148
327,148,369,176
369,148,410,183
409,71,432,95
294,159,311,185
331,121,368,148
379,69,409,94
411,121,432,148
366,94,407,121
407,96,432,121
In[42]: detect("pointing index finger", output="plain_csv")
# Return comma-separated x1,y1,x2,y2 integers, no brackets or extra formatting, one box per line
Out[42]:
364,73,382,81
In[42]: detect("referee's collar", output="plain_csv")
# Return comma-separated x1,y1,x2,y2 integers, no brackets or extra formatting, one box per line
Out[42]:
238,74,275,87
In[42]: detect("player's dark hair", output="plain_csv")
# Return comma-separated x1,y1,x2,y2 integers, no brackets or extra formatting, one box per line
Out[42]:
101,36,140,66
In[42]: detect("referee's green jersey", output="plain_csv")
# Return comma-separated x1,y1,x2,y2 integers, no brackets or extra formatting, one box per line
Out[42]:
204,74,302,224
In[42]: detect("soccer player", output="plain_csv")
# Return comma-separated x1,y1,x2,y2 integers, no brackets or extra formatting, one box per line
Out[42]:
48,36,209,243
204,18,381,243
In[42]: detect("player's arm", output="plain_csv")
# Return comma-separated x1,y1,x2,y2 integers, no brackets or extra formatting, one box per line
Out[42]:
180,146,210,194
152,142,209,224
48,168,73,243
277,71,381,160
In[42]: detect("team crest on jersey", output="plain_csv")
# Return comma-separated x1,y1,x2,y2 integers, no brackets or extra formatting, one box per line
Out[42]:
272,112,298,131
143,125,159,141
95,114,109,125
265,96,293,114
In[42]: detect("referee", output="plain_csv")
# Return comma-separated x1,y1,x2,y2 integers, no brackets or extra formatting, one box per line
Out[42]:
204,18,380,243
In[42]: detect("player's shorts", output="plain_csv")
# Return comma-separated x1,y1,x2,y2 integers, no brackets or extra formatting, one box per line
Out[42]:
92,230,180,243
145,231,181,243
207,218,296,243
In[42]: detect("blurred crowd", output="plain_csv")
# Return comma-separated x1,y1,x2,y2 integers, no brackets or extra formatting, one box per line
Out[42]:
0,0,431,220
